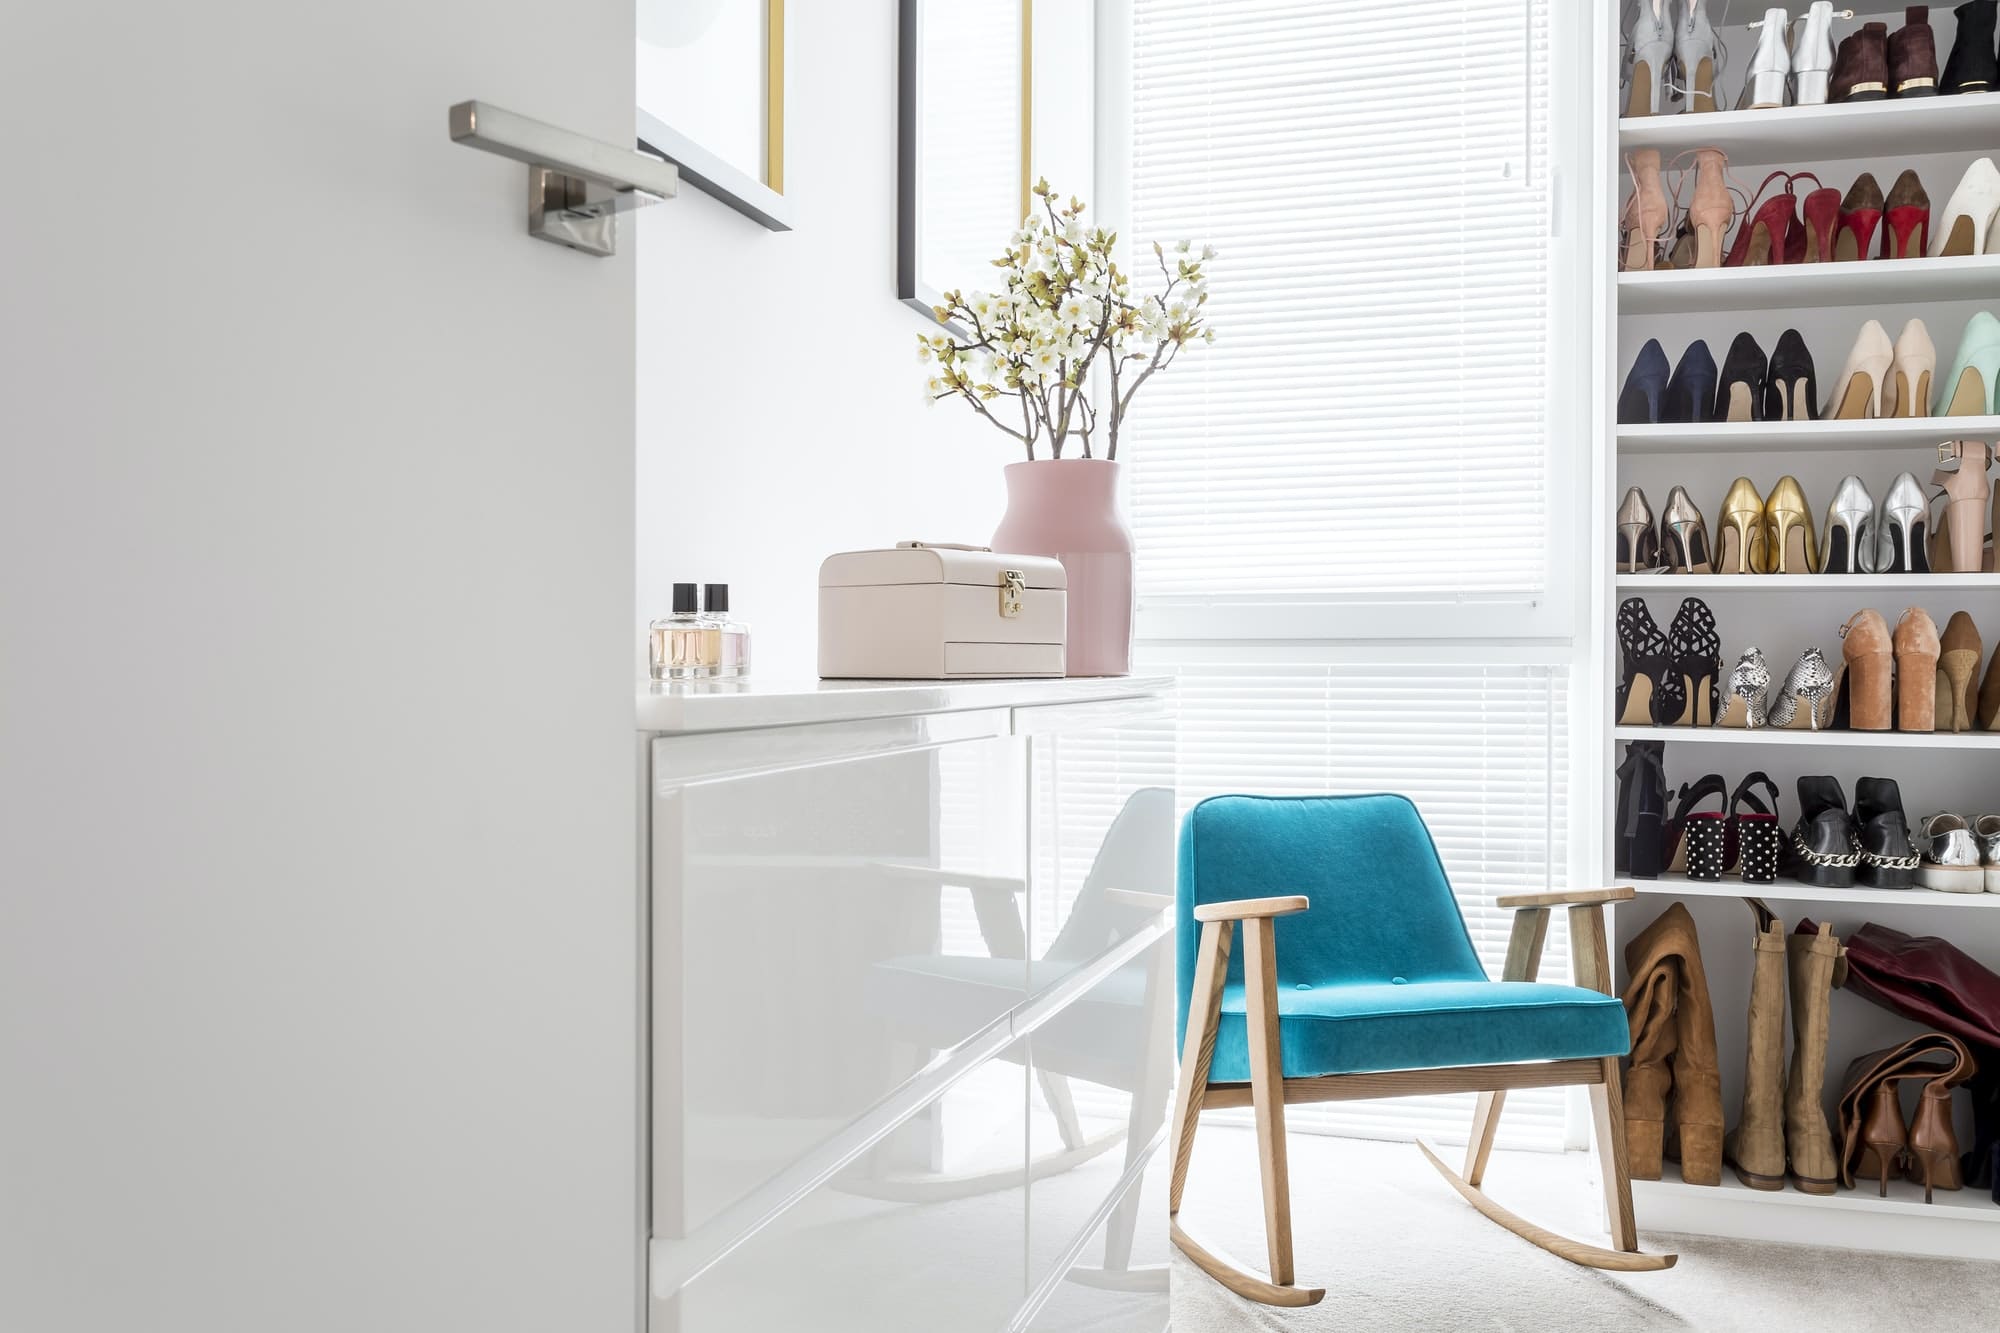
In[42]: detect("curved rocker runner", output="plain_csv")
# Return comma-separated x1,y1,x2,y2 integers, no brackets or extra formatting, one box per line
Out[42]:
1169,795,1677,1307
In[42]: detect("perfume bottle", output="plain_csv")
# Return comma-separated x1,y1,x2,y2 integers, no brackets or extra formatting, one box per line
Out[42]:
700,583,750,677
648,582,751,680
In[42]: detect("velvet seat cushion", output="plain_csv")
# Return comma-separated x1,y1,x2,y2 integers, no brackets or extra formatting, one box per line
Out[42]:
1203,978,1629,1082
1177,792,1632,1081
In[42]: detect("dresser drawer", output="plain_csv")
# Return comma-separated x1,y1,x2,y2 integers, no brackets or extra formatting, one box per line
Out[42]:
658,1042,1030,1333
652,721,1031,1239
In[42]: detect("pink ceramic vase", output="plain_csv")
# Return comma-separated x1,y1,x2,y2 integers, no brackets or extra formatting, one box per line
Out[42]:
991,459,1134,677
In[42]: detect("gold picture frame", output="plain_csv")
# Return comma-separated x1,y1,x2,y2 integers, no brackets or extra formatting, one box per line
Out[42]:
637,0,793,232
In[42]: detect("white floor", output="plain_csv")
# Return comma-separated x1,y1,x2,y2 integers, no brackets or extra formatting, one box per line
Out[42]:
1171,1126,2000,1332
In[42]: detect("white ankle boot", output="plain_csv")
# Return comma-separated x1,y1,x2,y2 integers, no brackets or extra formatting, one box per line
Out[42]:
1741,8,1795,109
1793,2,1840,105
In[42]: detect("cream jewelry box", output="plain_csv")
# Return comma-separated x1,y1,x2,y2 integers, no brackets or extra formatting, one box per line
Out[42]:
818,543,1067,679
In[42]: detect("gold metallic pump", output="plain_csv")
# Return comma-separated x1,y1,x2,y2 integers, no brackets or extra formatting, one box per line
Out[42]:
1718,477,1772,574
1764,476,1819,574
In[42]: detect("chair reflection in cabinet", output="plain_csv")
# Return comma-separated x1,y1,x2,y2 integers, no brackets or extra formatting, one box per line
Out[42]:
850,786,1177,1289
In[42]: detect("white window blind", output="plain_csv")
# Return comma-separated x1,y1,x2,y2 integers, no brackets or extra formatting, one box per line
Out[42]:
1128,0,1554,606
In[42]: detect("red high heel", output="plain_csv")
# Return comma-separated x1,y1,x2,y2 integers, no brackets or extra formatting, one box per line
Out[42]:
1725,172,1797,267
1882,169,1930,260
1802,185,1840,262
1834,173,1882,262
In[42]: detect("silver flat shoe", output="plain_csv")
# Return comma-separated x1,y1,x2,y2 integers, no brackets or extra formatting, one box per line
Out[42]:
1768,646,1836,730
1821,474,1877,573
1661,485,1713,573
1918,813,1985,893
1975,814,2000,892
1721,647,1772,728
1617,486,1658,572
1872,471,1931,574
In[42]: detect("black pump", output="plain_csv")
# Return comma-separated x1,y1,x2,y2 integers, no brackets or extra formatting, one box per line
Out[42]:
1764,329,1819,422
1663,340,1718,423
1717,332,1769,423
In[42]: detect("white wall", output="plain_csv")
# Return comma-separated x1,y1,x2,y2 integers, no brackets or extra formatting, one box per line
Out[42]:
1,5,639,1331
636,3,1021,676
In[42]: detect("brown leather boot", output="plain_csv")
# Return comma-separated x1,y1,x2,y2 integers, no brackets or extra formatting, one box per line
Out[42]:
1725,901,1789,1190
1786,923,1850,1194
1624,902,1724,1185
1891,7,1941,96
1620,961,1680,1181
1833,21,1892,102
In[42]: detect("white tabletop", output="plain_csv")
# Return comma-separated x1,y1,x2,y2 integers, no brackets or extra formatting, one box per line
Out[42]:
635,675,1174,734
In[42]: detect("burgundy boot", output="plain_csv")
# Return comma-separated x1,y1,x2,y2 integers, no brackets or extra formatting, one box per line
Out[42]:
1891,7,1941,96
1832,21,1891,102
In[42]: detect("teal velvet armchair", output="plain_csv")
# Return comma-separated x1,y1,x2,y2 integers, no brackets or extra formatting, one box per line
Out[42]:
1169,794,1674,1307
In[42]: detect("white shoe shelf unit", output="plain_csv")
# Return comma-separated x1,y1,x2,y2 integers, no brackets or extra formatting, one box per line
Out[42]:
1601,5,2000,1262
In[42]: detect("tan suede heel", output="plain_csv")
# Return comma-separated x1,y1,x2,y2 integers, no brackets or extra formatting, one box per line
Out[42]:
1839,609,1895,731
1894,607,1941,732
1938,611,1983,733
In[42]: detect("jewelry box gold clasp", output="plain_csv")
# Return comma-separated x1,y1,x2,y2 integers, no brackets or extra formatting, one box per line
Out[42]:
1000,569,1025,618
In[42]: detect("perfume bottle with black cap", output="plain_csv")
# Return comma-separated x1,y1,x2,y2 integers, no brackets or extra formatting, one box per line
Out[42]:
648,582,750,680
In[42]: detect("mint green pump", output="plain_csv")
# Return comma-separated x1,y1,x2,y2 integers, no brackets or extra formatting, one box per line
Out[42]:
1937,311,2000,416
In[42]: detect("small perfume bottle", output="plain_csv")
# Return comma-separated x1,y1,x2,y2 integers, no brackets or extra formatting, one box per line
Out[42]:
648,582,751,680
701,583,751,678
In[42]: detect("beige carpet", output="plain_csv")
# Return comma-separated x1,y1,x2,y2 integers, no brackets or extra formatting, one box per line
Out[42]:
1171,1126,2000,1332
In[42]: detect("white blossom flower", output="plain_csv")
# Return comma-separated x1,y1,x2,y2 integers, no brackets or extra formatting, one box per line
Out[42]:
969,291,1000,321
1175,239,1192,254
1028,346,1063,378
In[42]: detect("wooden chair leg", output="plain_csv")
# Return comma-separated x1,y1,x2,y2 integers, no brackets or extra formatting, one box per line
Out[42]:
1590,1056,1641,1253
1465,906,1549,1184
1242,916,1295,1287
1168,918,1231,1214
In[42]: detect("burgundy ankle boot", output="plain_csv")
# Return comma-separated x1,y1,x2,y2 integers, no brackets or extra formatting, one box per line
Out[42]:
1832,21,1892,102
1891,7,1941,96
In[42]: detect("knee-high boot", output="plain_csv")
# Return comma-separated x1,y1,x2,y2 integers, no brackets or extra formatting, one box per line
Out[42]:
1786,922,1848,1194
1623,901,1724,1185
1725,901,1790,1189
1620,960,1680,1181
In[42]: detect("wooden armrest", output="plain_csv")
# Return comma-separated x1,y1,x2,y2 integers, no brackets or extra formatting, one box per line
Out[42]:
1494,886,1634,909
1102,888,1173,912
1192,895,1309,923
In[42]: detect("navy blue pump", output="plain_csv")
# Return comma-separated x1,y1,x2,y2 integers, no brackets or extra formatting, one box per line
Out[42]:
1662,339,1718,423
1618,339,1671,425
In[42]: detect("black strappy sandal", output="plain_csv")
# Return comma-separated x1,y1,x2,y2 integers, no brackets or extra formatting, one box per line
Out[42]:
1670,773,1729,880
1727,772,1782,884
1618,598,1686,726
1667,597,1723,727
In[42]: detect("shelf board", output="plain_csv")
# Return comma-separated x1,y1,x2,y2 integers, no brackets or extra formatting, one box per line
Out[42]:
1619,418,2000,455
1618,254,2000,315
1612,724,2000,749
1627,874,2000,910
1618,93,2000,169
1615,573,2000,591
1633,1173,2000,1224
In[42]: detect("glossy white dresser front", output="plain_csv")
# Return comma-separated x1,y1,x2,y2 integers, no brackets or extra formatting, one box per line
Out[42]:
641,679,1175,1333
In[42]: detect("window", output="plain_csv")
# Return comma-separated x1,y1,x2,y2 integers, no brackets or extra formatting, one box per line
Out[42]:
1123,0,1584,1150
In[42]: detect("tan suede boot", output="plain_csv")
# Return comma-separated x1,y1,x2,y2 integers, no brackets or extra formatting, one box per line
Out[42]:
1623,902,1724,1185
1620,961,1680,1181
1724,901,1789,1190
1786,923,1850,1195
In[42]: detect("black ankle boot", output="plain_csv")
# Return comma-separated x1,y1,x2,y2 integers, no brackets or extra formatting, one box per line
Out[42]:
1943,0,1999,94
1790,776,1859,888
1854,776,1919,888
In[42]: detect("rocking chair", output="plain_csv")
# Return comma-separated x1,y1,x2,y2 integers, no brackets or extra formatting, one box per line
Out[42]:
1170,794,1676,1307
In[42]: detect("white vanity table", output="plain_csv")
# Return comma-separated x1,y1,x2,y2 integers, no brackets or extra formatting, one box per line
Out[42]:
639,677,1176,1333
